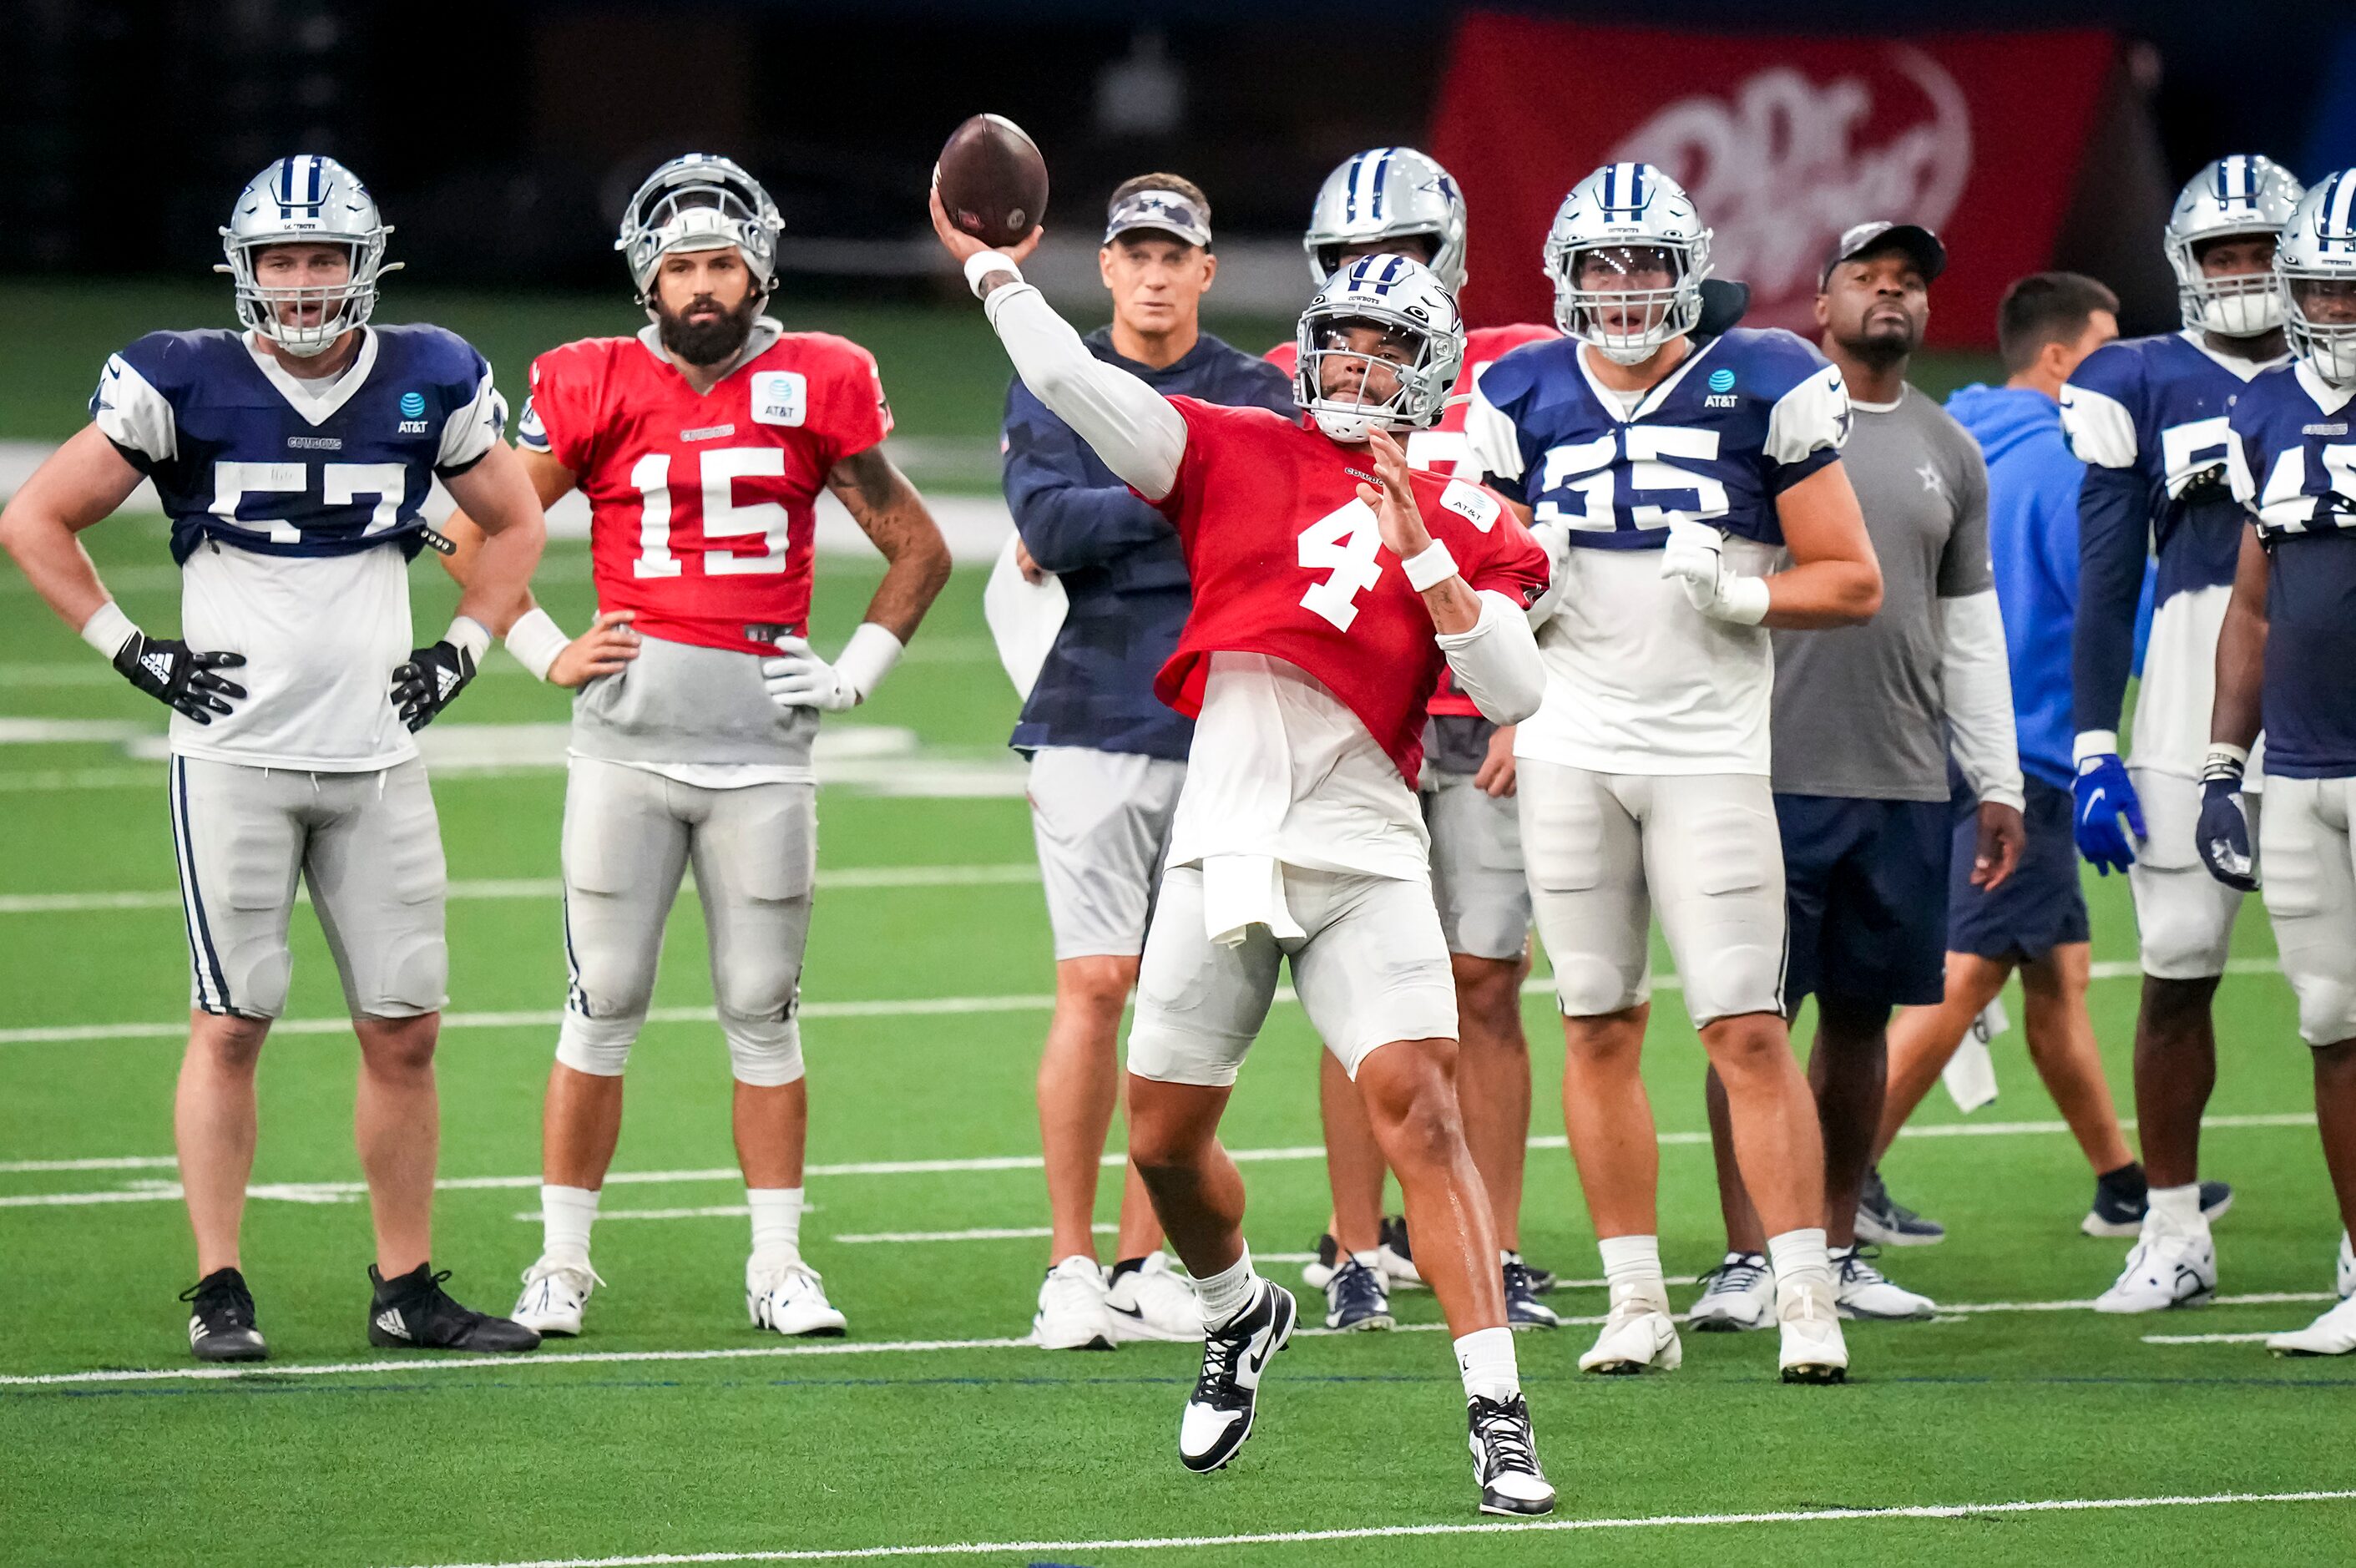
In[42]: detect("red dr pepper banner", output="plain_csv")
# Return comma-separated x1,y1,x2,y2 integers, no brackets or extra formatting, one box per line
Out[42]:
1430,17,2120,347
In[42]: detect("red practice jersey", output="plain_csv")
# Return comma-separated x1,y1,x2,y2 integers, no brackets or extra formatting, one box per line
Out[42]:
1147,397,1551,787
1267,321,1557,715
519,331,893,655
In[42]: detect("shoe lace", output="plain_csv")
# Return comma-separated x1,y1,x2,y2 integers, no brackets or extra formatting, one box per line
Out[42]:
1501,1259,1533,1295
1706,1253,1768,1294
1330,1259,1383,1314
180,1272,255,1323
1193,1325,1242,1404
1837,1247,1887,1286
1471,1397,1537,1479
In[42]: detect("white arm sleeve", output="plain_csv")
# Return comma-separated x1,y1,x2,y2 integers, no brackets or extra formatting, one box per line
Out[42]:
982,282,1186,500
1434,589,1546,726
1521,519,1572,631
92,355,177,465
1941,590,2025,812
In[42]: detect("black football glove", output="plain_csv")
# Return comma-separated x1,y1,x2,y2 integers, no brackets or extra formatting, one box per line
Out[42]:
2178,463,2232,504
112,632,246,725
391,640,478,732
2197,753,2258,893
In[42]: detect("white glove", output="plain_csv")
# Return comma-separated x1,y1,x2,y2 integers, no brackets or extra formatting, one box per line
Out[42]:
1660,518,1769,625
761,623,905,711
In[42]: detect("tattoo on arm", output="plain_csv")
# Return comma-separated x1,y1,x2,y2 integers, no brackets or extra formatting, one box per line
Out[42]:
825,446,953,642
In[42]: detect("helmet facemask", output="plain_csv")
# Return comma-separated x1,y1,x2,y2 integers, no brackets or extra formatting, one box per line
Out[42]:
225,238,382,357
2284,273,2356,386
1552,240,1702,365
616,155,784,317
2170,231,2286,338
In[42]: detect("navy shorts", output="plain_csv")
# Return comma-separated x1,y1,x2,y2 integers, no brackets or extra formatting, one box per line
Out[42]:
1946,775,2090,962
1776,793,1951,1009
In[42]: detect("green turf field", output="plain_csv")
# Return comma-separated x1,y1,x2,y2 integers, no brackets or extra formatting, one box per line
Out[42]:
2,290,2351,1565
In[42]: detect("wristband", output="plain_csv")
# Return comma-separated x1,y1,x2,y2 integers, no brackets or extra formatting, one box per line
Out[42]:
1402,539,1459,593
832,622,906,701
1717,574,1771,626
504,606,571,683
2073,730,2121,766
2202,743,2250,784
443,615,492,665
963,250,1021,299
79,600,139,660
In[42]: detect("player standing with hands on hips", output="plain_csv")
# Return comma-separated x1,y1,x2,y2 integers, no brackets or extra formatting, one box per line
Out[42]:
933,131,1560,1515
0,156,549,1360
2203,169,2356,1353
436,154,953,1341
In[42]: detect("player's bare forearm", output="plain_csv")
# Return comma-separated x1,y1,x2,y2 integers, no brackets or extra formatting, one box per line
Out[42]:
2210,524,2268,751
442,443,548,636
0,425,145,633
1764,461,1882,629
1418,576,1480,635
827,445,953,641
439,447,576,607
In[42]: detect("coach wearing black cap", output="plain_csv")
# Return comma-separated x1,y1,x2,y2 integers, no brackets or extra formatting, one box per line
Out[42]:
1690,220,2028,1332
999,174,1295,1350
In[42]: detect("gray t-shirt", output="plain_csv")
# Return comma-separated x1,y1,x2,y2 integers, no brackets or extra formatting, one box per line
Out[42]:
1771,383,1991,800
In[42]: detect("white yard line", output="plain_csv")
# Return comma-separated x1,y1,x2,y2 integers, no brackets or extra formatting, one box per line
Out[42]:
3,1116,2318,1210
2142,1332,2283,1344
0,863,1039,916
0,961,2292,1047
382,1491,2356,1568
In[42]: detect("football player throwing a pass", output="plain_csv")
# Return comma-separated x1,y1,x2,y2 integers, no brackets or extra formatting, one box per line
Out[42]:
2061,154,2301,1310
1268,148,1562,1333
0,156,549,1359
438,156,952,1340
1466,162,1883,1383
2207,169,2356,1353
933,188,1558,1514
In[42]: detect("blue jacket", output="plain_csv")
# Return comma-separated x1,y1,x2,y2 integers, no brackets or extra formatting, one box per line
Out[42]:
1002,326,1295,760
1946,383,2153,790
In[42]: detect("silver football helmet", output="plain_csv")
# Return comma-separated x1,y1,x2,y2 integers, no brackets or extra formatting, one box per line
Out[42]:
1293,253,1465,444
616,154,784,309
1545,162,1711,365
2277,169,2356,386
2166,154,2305,338
217,155,397,357
1303,147,1469,294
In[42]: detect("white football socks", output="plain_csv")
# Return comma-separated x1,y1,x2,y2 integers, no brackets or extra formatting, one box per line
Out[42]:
1597,1233,1670,1313
1767,1227,1835,1298
540,1184,599,1268
748,1187,806,1264
1454,1324,1522,1405
1195,1246,1261,1329
2148,1183,2203,1236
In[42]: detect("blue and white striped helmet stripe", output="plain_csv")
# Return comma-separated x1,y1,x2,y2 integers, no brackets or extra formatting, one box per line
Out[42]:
1341,151,1368,223
1600,161,1650,216
2328,170,2356,240
1368,148,1395,221
2215,155,2251,207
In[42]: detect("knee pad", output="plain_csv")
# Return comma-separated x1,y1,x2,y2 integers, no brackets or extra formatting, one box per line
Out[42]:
555,1008,642,1077
356,932,447,1020
1552,955,1646,1019
214,941,292,1020
2298,980,2356,1049
723,1007,805,1087
2133,870,2234,979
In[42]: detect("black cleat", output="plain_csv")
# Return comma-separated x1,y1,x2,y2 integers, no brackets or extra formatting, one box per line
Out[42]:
367,1264,541,1353
1302,1232,1340,1289
1378,1213,1426,1288
1468,1393,1555,1515
1179,1280,1296,1474
1503,1255,1560,1330
1855,1165,1946,1247
180,1267,267,1363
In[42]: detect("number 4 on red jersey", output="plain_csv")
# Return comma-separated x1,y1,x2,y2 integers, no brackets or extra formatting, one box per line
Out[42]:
519,330,893,655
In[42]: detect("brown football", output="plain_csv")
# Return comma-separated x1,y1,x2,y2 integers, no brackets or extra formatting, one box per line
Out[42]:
935,114,1049,249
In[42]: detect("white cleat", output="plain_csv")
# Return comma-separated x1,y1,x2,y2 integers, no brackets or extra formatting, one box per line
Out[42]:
1832,1245,1936,1321
1180,1280,1295,1473
512,1257,601,1338
2266,1293,2356,1357
1577,1286,1681,1374
2338,1232,2354,1300
747,1256,847,1338
1687,1252,1774,1333
1106,1253,1203,1343
1032,1254,1115,1350
1777,1280,1849,1383
1467,1393,1555,1516
2093,1226,2217,1314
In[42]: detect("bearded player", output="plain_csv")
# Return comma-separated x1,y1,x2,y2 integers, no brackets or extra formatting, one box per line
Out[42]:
2061,154,2303,1312
933,182,1557,1513
1466,161,1883,1383
439,155,952,1338
1265,148,1560,1333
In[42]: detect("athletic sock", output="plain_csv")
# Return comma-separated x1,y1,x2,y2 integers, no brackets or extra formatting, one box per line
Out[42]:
1352,1247,1383,1272
1597,1233,1669,1313
540,1185,599,1268
1767,1227,1835,1297
2097,1161,2146,1198
1195,1246,1260,1329
747,1187,806,1263
1454,1324,1522,1405
2148,1182,2203,1236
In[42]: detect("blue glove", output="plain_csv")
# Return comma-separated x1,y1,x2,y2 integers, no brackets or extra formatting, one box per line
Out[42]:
2197,751,2257,892
2072,750,2145,874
